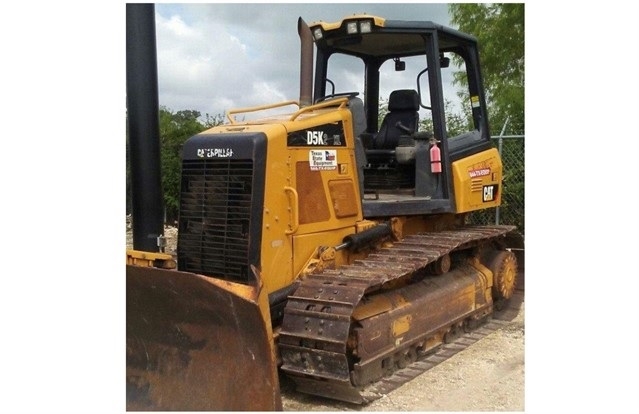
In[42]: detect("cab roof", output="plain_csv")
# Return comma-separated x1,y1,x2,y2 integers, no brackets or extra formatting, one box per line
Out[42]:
309,14,477,59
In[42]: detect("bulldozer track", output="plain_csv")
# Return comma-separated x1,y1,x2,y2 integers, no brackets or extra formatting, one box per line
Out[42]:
357,318,507,402
279,225,517,404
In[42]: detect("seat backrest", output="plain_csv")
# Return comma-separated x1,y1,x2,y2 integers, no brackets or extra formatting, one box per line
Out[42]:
372,89,420,149
348,96,367,138
349,97,368,196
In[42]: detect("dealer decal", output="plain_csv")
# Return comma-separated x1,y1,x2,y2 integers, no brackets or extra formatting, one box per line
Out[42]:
469,168,491,178
309,150,337,171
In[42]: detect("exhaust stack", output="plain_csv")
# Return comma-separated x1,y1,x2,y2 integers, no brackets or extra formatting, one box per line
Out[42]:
298,17,314,107
126,3,164,252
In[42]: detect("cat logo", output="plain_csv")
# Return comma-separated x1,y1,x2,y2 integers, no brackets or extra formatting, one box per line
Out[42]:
482,184,498,202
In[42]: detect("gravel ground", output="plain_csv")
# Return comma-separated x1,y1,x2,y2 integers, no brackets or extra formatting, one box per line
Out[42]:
126,221,525,411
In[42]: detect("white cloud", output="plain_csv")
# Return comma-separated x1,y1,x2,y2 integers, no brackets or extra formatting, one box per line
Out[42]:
155,9,258,115
163,14,195,38
154,3,452,119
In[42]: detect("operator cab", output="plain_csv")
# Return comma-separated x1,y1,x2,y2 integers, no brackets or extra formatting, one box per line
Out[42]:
308,15,493,217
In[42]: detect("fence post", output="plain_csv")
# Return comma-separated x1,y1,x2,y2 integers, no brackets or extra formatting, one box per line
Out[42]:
495,117,510,225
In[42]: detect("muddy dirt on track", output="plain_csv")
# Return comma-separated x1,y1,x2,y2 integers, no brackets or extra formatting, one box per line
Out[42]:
280,288,525,412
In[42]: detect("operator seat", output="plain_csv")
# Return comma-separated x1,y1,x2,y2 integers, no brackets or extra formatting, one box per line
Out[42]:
371,89,420,149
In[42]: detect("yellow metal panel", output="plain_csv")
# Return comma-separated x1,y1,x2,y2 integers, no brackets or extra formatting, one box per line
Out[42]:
451,148,504,213
296,162,331,224
258,124,295,295
206,102,365,296
283,105,363,236
310,15,386,31
328,179,359,218
126,249,176,269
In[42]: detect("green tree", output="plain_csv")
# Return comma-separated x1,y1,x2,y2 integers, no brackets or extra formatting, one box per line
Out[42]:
159,108,225,222
449,3,524,135
418,99,473,137
126,108,224,223
449,4,525,234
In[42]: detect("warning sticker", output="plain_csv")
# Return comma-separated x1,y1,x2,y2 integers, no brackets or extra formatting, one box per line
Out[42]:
470,95,480,108
309,150,337,171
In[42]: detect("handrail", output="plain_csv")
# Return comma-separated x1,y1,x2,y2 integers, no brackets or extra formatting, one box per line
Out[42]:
289,97,349,122
225,97,350,125
283,186,299,235
226,100,300,124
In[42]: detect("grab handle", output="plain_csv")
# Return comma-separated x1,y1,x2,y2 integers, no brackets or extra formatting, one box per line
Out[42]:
283,186,299,235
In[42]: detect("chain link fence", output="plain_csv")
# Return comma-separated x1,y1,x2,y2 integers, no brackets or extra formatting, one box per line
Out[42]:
468,134,525,235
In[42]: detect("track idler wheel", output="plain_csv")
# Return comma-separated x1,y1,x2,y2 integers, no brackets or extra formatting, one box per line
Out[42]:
484,250,518,301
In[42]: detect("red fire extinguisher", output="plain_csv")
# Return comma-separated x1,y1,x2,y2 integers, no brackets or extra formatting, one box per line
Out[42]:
430,138,442,173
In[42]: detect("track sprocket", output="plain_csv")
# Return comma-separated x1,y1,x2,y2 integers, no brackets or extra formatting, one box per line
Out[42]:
487,250,518,300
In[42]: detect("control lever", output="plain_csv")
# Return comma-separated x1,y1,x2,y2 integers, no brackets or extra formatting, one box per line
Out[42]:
395,121,413,135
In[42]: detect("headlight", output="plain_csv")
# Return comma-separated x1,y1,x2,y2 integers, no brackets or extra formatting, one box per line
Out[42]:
359,20,372,33
313,27,323,40
346,21,358,34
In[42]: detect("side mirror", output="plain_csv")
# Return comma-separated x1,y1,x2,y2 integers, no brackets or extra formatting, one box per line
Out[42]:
440,56,450,68
394,58,406,71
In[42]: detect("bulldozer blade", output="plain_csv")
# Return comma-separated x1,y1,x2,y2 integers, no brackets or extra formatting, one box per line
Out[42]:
126,265,282,411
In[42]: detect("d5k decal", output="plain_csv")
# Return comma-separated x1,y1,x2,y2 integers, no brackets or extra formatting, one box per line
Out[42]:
287,122,346,147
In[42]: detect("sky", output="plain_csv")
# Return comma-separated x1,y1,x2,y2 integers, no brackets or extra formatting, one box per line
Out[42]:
1,2,639,413
153,3,454,120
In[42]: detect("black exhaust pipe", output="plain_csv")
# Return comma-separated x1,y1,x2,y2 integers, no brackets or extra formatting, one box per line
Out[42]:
298,17,314,107
126,3,164,252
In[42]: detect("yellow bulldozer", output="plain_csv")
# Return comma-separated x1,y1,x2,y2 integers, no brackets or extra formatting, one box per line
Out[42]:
126,9,523,411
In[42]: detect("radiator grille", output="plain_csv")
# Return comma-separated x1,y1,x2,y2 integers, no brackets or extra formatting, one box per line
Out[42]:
178,159,254,283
